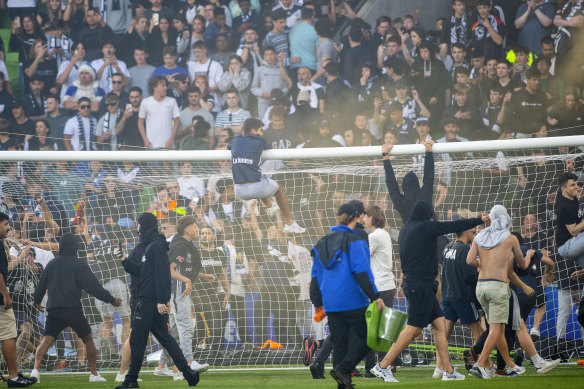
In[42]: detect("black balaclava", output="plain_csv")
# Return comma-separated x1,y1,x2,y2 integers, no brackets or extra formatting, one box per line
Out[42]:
402,171,421,196
138,212,158,244
58,232,78,256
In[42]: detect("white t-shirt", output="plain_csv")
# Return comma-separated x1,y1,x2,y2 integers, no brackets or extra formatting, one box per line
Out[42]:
187,59,224,112
369,228,396,292
0,61,9,81
64,115,96,151
138,96,180,149
90,58,131,93
177,175,207,202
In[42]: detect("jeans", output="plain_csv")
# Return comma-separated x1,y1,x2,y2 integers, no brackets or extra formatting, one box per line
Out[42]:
558,232,584,268
159,293,194,365
556,288,584,340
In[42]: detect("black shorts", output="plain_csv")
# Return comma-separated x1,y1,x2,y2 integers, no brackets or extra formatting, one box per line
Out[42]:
44,308,91,339
403,281,443,328
535,284,547,308
517,292,537,322
442,301,481,325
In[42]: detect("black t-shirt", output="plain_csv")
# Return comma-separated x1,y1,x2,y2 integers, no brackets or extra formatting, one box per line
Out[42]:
0,240,8,305
6,259,43,315
556,193,583,248
524,231,549,252
441,240,478,302
118,112,143,148
9,118,35,147
507,87,548,134
196,246,227,291
22,58,58,95
513,245,543,296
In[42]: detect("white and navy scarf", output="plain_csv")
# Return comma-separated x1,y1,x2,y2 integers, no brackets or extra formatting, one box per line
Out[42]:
102,109,122,150
473,15,500,41
450,14,469,46
76,113,97,151
562,0,584,21
46,34,72,67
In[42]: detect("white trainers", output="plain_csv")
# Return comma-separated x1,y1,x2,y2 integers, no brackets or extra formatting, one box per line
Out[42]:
469,366,492,379
530,328,541,337
89,373,106,382
173,371,184,381
536,359,560,374
432,367,445,378
267,203,280,218
442,368,465,380
283,221,306,234
30,368,40,383
190,361,210,373
154,365,173,376
115,373,125,382
509,365,526,375
370,364,399,383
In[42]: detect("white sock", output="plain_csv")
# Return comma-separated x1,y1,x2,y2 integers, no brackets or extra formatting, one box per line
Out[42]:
531,353,543,368
10,376,19,381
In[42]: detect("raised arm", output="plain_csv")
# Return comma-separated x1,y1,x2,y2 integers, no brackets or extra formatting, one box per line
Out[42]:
420,141,435,200
382,143,404,209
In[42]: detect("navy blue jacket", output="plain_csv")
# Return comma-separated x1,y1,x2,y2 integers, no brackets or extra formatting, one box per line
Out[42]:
229,134,271,184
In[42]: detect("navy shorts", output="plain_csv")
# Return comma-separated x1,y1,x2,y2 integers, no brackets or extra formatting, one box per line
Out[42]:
442,301,481,325
44,308,91,339
403,281,443,328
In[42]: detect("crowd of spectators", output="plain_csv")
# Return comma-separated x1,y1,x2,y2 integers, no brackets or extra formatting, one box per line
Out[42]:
0,0,584,365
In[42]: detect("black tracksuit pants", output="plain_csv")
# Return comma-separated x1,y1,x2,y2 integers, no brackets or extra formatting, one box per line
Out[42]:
327,306,369,376
126,298,189,383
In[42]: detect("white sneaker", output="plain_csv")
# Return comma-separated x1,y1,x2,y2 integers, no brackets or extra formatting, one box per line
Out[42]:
115,373,125,382
433,367,445,378
370,364,399,383
509,365,526,375
190,361,209,373
442,368,465,380
154,365,173,376
30,368,40,383
267,203,280,218
283,221,305,234
173,371,184,381
469,366,492,379
536,359,560,374
530,328,541,337
89,373,106,382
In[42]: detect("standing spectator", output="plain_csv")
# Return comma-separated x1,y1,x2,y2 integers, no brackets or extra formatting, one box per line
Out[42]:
77,8,115,62
471,0,506,61
187,41,224,115
115,87,144,149
213,89,251,134
152,46,188,79
92,42,131,94
0,212,38,388
0,72,13,120
179,86,215,135
272,0,302,29
9,101,35,148
204,7,231,51
56,41,91,103
63,64,105,113
23,39,58,95
4,0,36,20
367,16,392,59
535,57,564,105
231,0,263,50
129,47,156,98
218,55,251,109
9,14,44,93
314,18,337,73
44,20,73,69
540,36,556,76
235,28,261,78
23,76,47,120
98,72,130,116
548,88,584,137
96,93,123,151
504,68,547,138
138,76,180,149
514,0,554,56
343,28,372,87
149,16,178,68
92,0,131,39
178,15,205,64
289,6,318,73
64,0,90,38
552,0,584,59
262,9,289,67
123,16,151,67
209,34,235,70
63,97,98,151
440,0,472,60
44,94,68,150
280,63,325,114
251,46,286,119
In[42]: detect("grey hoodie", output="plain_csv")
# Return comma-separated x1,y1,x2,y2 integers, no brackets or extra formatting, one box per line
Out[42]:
251,62,288,117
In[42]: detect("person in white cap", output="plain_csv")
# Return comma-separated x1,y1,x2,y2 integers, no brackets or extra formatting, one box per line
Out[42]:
63,63,105,113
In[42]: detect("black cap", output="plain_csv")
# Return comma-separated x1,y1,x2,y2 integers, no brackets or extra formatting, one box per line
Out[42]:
337,203,358,219
174,73,188,82
394,78,408,89
348,199,365,216
319,119,330,127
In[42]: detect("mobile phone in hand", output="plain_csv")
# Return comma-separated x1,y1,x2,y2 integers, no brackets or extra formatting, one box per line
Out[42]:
118,242,124,259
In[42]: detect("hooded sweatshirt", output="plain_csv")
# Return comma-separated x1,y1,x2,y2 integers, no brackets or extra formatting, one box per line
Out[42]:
33,233,114,310
168,234,202,295
474,205,511,249
384,151,434,223
309,225,378,312
399,200,483,282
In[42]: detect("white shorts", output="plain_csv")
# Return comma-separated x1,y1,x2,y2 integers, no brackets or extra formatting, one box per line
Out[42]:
95,278,131,318
234,175,279,200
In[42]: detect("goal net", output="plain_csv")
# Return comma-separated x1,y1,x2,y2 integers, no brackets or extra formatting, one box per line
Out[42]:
1,139,583,371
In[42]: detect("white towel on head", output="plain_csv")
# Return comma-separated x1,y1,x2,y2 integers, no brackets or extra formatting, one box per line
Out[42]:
474,205,511,250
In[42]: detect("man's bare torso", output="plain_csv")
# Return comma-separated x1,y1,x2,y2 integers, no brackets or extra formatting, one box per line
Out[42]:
477,235,515,283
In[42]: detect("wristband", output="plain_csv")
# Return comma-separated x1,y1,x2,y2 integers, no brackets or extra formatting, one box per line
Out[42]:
382,152,389,157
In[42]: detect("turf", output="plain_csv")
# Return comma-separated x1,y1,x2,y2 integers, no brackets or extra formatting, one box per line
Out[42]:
26,364,582,388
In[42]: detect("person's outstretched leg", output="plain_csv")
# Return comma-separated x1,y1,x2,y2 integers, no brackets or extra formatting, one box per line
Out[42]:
82,333,99,376
275,183,293,225
34,336,55,371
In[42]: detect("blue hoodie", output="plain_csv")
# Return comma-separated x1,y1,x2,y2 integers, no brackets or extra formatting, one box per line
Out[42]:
310,225,377,312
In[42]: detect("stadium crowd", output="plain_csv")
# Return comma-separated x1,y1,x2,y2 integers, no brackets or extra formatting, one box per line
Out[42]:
0,0,583,385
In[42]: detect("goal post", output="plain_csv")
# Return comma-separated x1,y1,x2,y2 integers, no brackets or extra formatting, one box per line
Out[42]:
2,135,584,370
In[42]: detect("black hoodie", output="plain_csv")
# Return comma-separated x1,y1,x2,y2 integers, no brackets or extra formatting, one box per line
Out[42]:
399,201,483,283
384,151,434,223
34,233,114,310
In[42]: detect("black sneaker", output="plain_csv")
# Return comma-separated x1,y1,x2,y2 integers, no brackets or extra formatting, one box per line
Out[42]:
6,373,37,388
309,362,325,379
183,370,200,387
330,370,354,389
463,349,475,371
514,349,524,367
115,382,140,389
350,368,362,377
302,337,316,366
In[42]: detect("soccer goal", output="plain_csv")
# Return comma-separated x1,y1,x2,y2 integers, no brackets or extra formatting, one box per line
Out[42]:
2,135,584,370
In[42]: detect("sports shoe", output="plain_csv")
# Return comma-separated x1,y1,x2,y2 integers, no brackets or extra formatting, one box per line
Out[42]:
267,204,280,218
282,221,305,234
442,368,465,380
463,349,476,372
535,359,560,374
29,369,40,384
183,370,200,387
7,373,37,388
370,364,399,383
509,365,526,375
530,328,541,337
309,362,325,379
495,368,519,378
469,366,492,379
153,366,173,376
89,373,106,382
173,371,184,381
114,382,139,389
302,337,316,366
514,349,524,367
190,362,209,374
433,367,445,378
330,370,355,388
115,373,142,383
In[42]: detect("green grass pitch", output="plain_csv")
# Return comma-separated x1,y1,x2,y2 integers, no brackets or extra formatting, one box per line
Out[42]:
29,364,583,388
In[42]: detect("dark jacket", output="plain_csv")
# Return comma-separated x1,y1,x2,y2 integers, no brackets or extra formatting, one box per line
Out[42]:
399,201,483,283
385,151,434,222
168,234,202,295
33,233,114,310
441,240,478,302
122,242,145,298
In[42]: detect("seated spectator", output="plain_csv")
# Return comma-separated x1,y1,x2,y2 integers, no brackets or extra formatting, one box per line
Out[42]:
23,39,58,95
218,55,251,109
128,47,156,98
56,41,92,102
304,119,343,148
205,7,232,51
547,87,584,137
63,97,99,151
214,89,251,134
514,0,555,56
91,41,131,94
386,102,415,145
24,119,57,151
251,46,286,119
78,7,115,61
181,119,211,150
442,83,481,139
9,100,35,148
63,64,105,113
115,87,144,149
23,75,48,121
149,16,179,68
96,93,123,151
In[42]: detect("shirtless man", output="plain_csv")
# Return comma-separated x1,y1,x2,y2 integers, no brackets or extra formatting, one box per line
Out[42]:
466,205,530,379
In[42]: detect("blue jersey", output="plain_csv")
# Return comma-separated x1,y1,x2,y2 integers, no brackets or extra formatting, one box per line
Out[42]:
229,134,271,184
